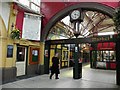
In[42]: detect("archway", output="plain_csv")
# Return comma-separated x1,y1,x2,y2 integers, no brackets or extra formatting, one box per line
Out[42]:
43,2,120,85
0,16,7,37
41,2,115,41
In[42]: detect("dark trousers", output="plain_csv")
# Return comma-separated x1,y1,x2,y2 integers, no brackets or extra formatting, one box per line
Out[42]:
50,73,58,79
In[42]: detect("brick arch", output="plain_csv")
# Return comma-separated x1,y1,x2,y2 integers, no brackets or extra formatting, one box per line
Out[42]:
41,2,115,42
0,16,7,37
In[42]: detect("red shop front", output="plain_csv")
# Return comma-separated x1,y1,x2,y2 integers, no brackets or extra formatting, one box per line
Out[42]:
91,42,116,70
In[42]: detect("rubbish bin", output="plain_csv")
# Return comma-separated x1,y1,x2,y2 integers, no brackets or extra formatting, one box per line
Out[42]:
73,63,82,79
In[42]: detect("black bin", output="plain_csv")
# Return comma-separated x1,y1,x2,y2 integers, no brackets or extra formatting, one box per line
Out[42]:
73,63,82,79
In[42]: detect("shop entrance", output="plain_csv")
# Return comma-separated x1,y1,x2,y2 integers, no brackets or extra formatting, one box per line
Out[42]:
91,42,116,70
44,35,117,82
16,46,27,76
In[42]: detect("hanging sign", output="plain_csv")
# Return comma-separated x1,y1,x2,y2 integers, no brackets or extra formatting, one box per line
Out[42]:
75,46,78,52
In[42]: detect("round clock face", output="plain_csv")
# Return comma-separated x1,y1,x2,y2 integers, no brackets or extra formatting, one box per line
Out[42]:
71,10,80,20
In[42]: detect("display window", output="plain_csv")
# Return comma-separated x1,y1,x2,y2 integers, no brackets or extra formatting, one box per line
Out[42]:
97,51,115,62
96,50,116,69
29,47,40,64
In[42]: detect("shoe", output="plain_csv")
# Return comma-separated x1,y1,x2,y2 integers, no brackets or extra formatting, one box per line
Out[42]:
50,76,52,79
55,78,59,79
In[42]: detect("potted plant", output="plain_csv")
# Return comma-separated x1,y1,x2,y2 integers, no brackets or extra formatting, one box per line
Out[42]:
10,28,20,39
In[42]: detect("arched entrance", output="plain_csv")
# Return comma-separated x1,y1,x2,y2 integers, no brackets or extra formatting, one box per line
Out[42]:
41,2,115,41
43,2,120,85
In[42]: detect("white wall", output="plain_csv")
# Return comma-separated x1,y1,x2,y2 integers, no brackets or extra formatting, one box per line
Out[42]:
0,2,10,30
18,0,41,13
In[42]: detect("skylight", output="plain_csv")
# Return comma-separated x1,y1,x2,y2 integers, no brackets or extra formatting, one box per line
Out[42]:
98,32,115,36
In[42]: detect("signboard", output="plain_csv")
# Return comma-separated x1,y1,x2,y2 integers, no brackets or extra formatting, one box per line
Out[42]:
75,47,78,52
7,45,13,58
46,35,115,45
91,36,111,42
22,13,41,41
96,62,106,68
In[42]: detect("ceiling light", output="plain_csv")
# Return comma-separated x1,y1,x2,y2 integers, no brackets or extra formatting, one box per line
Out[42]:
98,32,115,36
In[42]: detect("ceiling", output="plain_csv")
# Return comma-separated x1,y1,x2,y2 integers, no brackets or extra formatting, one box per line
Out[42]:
47,10,115,40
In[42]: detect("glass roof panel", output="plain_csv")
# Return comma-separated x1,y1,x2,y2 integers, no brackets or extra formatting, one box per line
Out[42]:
47,10,115,40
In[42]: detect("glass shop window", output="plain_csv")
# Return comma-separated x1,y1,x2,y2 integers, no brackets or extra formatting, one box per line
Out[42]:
63,51,68,60
97,51,103,61
17,47,25,62
32,50,39,62
97,50,116,62
109,51,116,62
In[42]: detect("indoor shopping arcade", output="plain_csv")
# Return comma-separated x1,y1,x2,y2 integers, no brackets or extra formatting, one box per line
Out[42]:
0,0,120,89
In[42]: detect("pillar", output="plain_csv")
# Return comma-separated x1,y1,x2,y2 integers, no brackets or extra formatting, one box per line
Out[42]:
116,38,120,85
44,43,50,74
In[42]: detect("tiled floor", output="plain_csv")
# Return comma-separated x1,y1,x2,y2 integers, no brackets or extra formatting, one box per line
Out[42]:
1,64,120,88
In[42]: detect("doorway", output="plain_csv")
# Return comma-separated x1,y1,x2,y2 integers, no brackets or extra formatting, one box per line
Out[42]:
16,46,27,76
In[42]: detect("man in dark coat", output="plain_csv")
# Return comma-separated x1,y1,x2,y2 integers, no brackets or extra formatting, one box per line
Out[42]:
50,53,60,79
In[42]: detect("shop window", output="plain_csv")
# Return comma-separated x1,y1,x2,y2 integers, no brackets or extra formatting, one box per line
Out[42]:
56,49,62,59
17,47,25,62
97,50,116,62
63,51,68,60
7,45,13,58
109,51,116,62
30,47,40,64
97,51,102,61
32,50,38,62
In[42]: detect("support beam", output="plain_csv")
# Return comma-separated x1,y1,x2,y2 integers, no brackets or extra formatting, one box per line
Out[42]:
44,43,50,74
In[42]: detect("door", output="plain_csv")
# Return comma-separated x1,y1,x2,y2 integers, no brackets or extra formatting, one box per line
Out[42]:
16,46,27,76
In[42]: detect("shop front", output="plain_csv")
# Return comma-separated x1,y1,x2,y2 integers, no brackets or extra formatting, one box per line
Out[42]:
91,42,116,70
49,44,70,69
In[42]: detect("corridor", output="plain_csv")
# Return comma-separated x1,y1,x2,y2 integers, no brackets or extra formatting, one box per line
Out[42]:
2,64,119,88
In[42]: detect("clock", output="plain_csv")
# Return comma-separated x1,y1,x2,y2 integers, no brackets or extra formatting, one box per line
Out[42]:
70,10,81,21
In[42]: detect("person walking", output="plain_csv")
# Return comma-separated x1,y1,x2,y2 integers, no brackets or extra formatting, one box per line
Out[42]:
50,53,60,79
